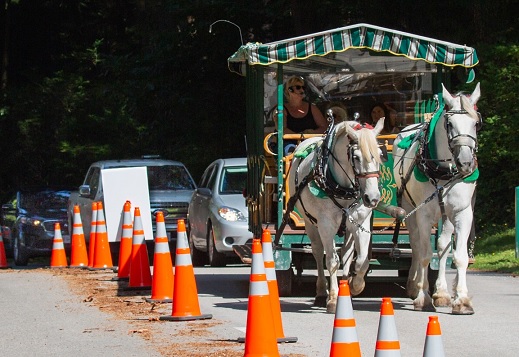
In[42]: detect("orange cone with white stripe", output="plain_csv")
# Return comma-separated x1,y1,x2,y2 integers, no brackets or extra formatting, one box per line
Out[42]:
127,207,152,289
146,211,174,303
423,316,445,357
50,223,68,268
115,201,133,280
160,219,212,321
244,238,280,357
375,297,401,356
0,228,8,268
88,202,98,267
92,202,113,269
69,205,89,268
262,229,297,343
329,280,361,357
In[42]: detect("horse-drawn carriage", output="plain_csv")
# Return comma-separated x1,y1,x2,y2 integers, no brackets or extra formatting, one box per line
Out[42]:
228,23,480,314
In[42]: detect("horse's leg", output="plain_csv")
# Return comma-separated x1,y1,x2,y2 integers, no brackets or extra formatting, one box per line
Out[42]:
347,208,372,296
306,223,327,308
402,200,420,298
340,232,355,279
450,206,474,315
408,210,435,312
317,217,341,313
433,218,454,307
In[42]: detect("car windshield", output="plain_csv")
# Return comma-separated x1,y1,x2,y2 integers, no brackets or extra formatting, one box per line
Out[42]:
220,166,247,194
19,191,71,212
147,165,196,190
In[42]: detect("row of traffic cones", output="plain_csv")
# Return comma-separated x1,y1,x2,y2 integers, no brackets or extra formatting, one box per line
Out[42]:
48,202,114,269
329,281,445,356
61,200,211,321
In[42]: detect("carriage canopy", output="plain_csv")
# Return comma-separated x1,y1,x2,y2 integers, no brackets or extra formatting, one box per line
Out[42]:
228,23,478,75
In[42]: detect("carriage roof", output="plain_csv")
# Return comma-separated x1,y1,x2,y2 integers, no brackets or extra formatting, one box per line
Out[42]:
228,23,478,76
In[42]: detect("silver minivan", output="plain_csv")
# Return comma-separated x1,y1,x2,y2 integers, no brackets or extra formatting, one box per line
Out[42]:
187,158,252,267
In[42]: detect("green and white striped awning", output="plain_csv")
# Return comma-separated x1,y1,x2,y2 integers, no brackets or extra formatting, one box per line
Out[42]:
228,23,478,75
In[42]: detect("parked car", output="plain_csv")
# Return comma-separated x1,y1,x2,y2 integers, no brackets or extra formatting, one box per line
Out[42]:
1,189,71,266
67,157,197,259
187,158,252,267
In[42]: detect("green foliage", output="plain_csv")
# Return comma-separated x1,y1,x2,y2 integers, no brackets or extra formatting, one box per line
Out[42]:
471,227,519,275
473,43,519,228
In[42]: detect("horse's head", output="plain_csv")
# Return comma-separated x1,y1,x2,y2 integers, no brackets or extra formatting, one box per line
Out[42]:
343,119,385,207
442,82,481,176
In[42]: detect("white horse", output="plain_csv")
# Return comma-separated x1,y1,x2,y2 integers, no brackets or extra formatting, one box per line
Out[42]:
287,119,384,313
393,83,481,314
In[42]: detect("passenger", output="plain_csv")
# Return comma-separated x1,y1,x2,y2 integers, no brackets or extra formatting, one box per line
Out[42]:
326,101,348,125
368,102,399,134
274,76,327,135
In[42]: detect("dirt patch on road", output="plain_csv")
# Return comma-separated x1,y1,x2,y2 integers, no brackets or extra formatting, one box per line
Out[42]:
42,267,244,357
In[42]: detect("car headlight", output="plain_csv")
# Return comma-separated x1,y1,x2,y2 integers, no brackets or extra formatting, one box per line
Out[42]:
218,207,246,222
20,217,42,226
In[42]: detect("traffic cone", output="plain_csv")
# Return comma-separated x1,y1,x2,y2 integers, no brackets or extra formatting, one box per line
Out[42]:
50,223,68,268
423,316,445,357
69,205,89,268
126,207,152,289
0,228,8,269
88,202,98,267
160,219,212,321
375,297,401,356
329,280,361,357
114,201,133,280
146,211,174,303
243,238,280,357
91,202,113,269
262,229,297,344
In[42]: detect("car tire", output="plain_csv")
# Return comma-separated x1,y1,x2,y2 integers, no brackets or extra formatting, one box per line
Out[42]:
207,224,226,267
189,229,208,267
13,232,29,266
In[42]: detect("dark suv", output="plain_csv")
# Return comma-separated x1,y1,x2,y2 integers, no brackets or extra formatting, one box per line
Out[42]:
1,189,71,266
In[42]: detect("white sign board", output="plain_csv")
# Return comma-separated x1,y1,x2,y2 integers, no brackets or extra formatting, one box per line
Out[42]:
101,167,153,242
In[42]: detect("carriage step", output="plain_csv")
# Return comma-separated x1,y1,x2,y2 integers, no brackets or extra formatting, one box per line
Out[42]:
233,244,252,264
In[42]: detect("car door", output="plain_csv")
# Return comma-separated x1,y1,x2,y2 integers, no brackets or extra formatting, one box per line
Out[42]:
189,163,217,247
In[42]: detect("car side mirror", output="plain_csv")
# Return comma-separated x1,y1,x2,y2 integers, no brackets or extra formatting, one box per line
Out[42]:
196,187,212,197
79,185,92,197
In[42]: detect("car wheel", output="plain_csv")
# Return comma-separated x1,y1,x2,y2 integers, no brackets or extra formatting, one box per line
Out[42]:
13,232,29,266
189,228,208,267
207,224,226,267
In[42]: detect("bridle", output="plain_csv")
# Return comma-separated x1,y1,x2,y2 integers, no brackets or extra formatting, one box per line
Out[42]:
443,94,482,156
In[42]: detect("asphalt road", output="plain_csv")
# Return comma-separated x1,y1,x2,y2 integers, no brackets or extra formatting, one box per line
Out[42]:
1,264,518,356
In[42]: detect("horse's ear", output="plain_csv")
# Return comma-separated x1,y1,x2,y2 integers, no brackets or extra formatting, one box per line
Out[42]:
442,83,456,108
469,82,481,106
345,122,359,142
373,117,385,136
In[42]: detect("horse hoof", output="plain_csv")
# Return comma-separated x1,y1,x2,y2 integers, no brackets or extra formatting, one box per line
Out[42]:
452,305,475,315
314,296,327,308
414,302,436,312
433,295,452,308
326,302,337,314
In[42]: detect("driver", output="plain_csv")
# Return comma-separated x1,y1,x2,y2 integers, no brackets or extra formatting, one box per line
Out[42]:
274,76,327,135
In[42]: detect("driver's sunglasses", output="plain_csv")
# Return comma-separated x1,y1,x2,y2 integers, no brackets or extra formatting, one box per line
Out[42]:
289,85,305,92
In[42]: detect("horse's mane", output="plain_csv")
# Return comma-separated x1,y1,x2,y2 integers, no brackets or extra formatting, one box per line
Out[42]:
336,121,382,164
460,94,479,121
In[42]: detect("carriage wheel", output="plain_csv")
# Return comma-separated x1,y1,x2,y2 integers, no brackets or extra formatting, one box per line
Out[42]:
276,268,293,297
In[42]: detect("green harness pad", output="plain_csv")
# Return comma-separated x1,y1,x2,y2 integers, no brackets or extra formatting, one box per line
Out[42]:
293,139,328,198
